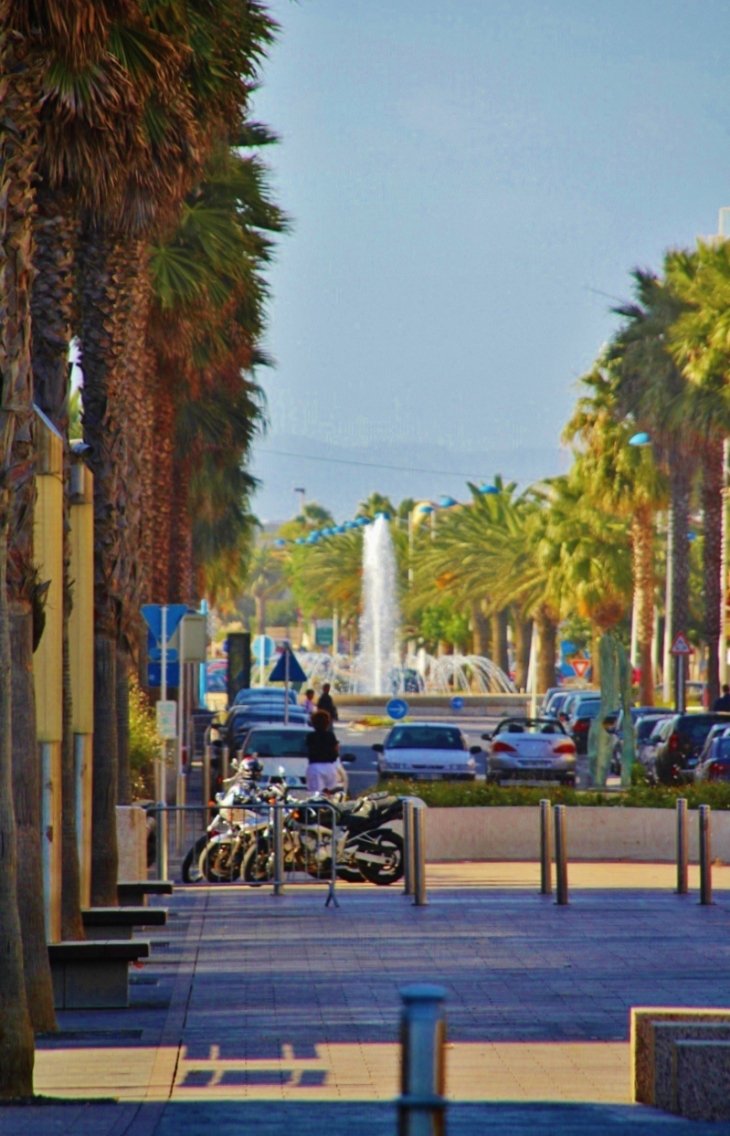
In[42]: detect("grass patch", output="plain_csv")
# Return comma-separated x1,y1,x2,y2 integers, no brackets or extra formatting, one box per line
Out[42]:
381,779,730,810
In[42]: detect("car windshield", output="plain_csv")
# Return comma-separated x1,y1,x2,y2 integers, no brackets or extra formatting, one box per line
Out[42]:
387,726,465,750
244,729,312,757
494,718,566,735
637,717,667,741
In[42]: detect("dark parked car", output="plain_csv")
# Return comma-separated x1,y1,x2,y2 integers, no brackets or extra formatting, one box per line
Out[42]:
564,694,603,755
654,713,730,784
609,707,670,776
694,732,730,782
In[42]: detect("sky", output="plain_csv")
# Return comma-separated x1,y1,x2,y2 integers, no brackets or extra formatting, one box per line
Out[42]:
249,0,730,521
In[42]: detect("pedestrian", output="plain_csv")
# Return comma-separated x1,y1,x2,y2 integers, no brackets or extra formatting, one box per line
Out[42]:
305,709,340,793
301,687,316,721
713,683,730,712
317,681,338,723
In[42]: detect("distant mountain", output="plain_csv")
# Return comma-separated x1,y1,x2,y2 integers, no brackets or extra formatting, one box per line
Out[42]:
249,432,568,524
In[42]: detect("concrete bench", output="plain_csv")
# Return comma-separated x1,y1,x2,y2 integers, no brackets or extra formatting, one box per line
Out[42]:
117,880,173,906
82,906,167,940
49,940,150,1009
674,1039,730,1121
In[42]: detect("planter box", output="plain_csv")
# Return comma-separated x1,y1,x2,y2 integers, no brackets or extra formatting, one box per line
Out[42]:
424,806,730,863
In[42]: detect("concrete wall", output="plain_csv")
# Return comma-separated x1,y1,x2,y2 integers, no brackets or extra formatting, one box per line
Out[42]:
424,806,730,863
116,806,148,881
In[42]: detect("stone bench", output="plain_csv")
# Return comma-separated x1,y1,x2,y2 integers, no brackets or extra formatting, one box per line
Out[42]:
117,880,173,906
82,906,167,940
674,1039,730,1121
49,940,150,1009
631,1007,730,1120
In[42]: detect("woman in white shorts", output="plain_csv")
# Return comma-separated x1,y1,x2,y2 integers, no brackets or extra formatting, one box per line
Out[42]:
305,709,340,793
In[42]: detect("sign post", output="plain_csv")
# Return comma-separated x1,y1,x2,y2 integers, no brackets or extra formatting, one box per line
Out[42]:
670,632,693,714
160,605,167,802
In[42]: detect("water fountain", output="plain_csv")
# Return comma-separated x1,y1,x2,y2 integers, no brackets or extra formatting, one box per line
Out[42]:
356,514,400,694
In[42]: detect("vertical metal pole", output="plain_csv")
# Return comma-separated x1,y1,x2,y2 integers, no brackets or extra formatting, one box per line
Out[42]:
540,799,552,895
676,654,686,714
699,804,712,906
663,513,674,705
222,745,230,784
403,799,414,896
398,984,447,1136
676,797,688,894
325,802,339,908
413,805,427,906
203,741,211,827
157,604,168,805
273,803,284,896
554,804,568,905
721,438,729,688
156,805,168,882
284,648,290,725
529,621,539,718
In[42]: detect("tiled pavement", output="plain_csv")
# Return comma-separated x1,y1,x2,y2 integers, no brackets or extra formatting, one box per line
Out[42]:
4,865,730,1134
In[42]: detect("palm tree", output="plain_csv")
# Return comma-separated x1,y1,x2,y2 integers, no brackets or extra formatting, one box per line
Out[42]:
246,542,286,633
288,530,364,634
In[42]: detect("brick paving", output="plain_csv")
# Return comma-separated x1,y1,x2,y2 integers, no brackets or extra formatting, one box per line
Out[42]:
4,866,730,1134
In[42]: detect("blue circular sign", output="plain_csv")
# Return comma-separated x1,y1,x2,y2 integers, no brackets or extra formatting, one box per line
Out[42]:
386,698,409,721
450,696,465,712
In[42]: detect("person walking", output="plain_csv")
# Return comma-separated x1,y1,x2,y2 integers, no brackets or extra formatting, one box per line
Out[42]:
305,710,340,793
317,682,338,723
713,683,730,712
301,688,316,722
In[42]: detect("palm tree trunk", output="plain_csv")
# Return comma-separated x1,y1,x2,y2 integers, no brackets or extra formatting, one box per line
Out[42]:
490,608,509,674
31,189,85,940
631,505,655,707
512,608,532,692
668,448,693,708
168,452,194,604
702,438,723,708
150,379,175,603
591,623,601,686
471,603,489,656
535,606,557,694
255,595,266,635
0,526,35,1095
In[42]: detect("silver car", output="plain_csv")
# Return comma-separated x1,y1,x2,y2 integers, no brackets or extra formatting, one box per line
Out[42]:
374,723,479,782
484,717,576,785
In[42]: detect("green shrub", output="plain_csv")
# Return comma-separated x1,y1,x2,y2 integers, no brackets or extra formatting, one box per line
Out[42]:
377,779,730,810
129,673,161,800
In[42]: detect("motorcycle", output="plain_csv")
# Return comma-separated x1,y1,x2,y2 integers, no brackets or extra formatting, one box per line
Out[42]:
241,792,404,886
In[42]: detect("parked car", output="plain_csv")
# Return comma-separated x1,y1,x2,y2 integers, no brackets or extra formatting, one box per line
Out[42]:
543,691,570,719
694,722,730,768
564,694,604,755
654,713,730,784
483,717,576,785
374,723,479,782
539,687,565,715
609,707,670,776
694,733,730,782
232,686,299,708
237,723,354,790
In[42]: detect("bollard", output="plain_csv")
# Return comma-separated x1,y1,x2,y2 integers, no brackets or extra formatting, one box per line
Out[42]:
273,804,284,896
156,804,168,882
699,804,713,906
413,805,427,907
554,804,568,905
222,745,230,784
676,797,688,895
398,984,447,1136
403,799,414,896
540,799,552,896
175,773,186,855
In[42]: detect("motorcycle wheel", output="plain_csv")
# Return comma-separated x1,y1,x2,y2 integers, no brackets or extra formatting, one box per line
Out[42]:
358,830,404,886
182,835,208,883
242,836,273,883
200,840,237,882
336,866,364,883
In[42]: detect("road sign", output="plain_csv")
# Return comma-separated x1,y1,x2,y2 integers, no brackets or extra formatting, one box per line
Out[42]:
670,632,693,656
386,698,409,720
252,634,276,665
572,657,591,679
156,700,177,739
450,696,465,712
269,645,308,684
150,647,178,663
141,604,187,643
149,661,179,689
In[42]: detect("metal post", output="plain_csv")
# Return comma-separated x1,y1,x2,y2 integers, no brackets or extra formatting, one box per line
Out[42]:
721,439,729,688
284,647,290,725
403,799,414,896
663,513,674,704
699,804,713,906
397,984,447,1136
676,653,686,714
157,604,168,806
175,773,186,854
540,799,552,895
222,745,230,784
325,802,339,908
413,805,427,906
554,804,568,905
203,741,211,827
156,804,168,882
676,797,688,894
273,803,284,896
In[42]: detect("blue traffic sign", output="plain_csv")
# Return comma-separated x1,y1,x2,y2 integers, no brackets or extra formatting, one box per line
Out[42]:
450,696,465,712
386,698,409,720
252,634,276,665
149,647,178,663
141,604,187,643
269,645,308,685
148,661,180,688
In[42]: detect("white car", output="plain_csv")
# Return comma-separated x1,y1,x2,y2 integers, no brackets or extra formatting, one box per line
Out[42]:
238,724,352,793
374,723,479,782
485,717,576,785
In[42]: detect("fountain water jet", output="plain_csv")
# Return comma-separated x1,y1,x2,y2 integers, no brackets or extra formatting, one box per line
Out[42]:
357,515,400,694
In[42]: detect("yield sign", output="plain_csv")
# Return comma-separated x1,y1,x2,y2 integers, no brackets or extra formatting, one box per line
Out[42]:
670,631,693,656
572,657,591,679
141,604,187,644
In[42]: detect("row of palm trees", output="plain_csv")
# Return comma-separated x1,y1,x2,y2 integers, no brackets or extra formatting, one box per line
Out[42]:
0,1,282,1096
283,245,730,710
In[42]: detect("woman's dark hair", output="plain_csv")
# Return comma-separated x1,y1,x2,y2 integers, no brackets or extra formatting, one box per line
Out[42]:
311,709,330,732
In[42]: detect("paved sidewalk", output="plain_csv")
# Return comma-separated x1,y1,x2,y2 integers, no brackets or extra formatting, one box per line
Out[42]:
4,866,730,1134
